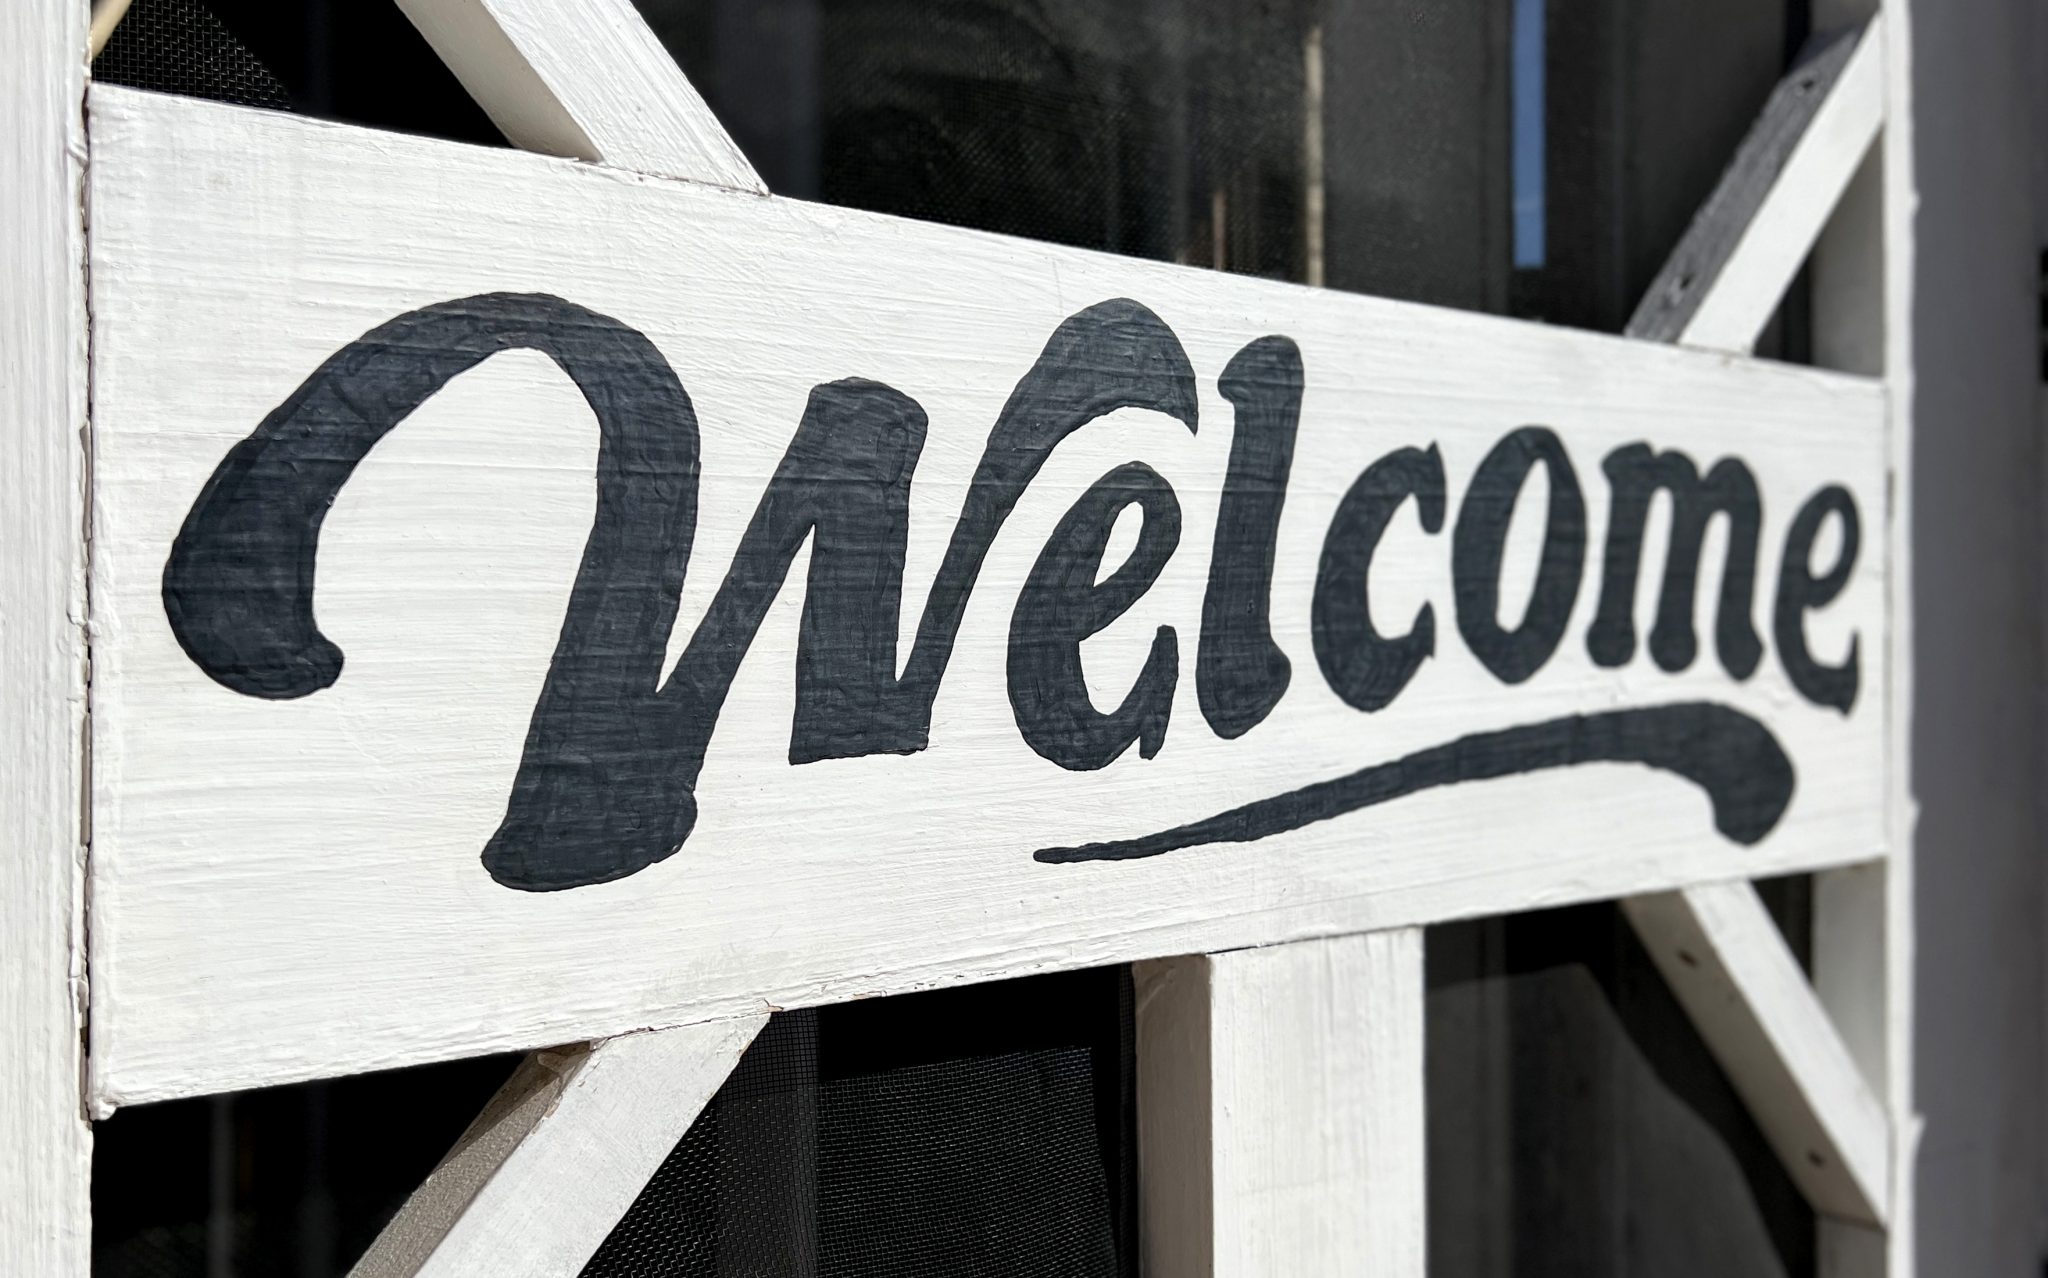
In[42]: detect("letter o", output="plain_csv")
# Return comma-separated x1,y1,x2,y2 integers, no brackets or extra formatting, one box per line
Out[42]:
1452,426,1587,684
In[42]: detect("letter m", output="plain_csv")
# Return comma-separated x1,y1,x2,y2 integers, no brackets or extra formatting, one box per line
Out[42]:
1587,444,1764,678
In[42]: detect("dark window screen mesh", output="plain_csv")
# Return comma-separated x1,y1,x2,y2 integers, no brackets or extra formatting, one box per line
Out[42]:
92,0,289,111
584,967,1137,1277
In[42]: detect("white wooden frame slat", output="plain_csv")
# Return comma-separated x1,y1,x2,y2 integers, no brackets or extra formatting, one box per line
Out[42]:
1807,12,1901,1264
1136,932,1426,1277
1627,15,1886,355
1,0,93,1271
1681,17,1883,354
1622,885,1890,1224
390,0,765,192
350,1017,765,1278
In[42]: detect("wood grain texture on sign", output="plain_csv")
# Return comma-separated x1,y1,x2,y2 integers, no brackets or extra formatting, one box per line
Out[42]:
86,86,1890,1108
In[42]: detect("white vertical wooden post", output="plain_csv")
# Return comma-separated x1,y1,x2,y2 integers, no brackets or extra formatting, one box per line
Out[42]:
0,0,92,1269
1137,931,1426,1277
1811,2,1917,1274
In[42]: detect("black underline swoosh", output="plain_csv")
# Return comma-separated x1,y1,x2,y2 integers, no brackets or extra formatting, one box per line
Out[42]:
1034,702,1794,864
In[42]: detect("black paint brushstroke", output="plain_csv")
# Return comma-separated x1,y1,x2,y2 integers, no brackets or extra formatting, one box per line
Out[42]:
1033,702,1793,864
1008,462,1182,770
166,291,1197,891
163,292,700,703
1198,336,1301,739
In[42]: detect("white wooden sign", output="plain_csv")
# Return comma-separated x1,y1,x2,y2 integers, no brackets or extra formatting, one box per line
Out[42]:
85,85,1888,1111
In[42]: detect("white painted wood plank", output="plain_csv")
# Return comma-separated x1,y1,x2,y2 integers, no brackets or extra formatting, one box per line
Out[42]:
86,87,1890,1106
0,0,92,1269
1138,932,1425,1277
1677,18,1886,354
1205,932,1427,1277
351,1015,764,1278
1622,882,1890,1224
392,0,764,191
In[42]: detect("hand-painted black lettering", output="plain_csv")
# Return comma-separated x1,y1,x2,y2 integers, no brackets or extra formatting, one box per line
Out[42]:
167,290,1836,891
1198,336,1301,738
168,293,1197,891
163,293,701,703
493,375,930,889
883,298,1199,755
1313,444,1445,712
165,294,708,890
1035,702,1794,862
1453,426,1586,684
1587,444,1763,677
678,297,1200,773
1774,485,1861,713
1009,463,1181,769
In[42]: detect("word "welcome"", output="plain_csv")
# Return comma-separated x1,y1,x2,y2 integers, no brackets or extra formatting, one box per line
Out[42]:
164,295,1858,891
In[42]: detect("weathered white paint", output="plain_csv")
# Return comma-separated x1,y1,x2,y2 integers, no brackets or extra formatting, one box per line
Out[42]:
1136,932,1424,1277
1678,17,1887,353
1,0,92,1269
391,0,764,192
1622,882,1890,1224
350,1016,764,1278
86,86,1890,1108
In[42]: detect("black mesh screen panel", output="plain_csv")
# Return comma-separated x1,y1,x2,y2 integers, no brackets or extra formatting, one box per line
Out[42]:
583,967,1136,1277
92,0,291,111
